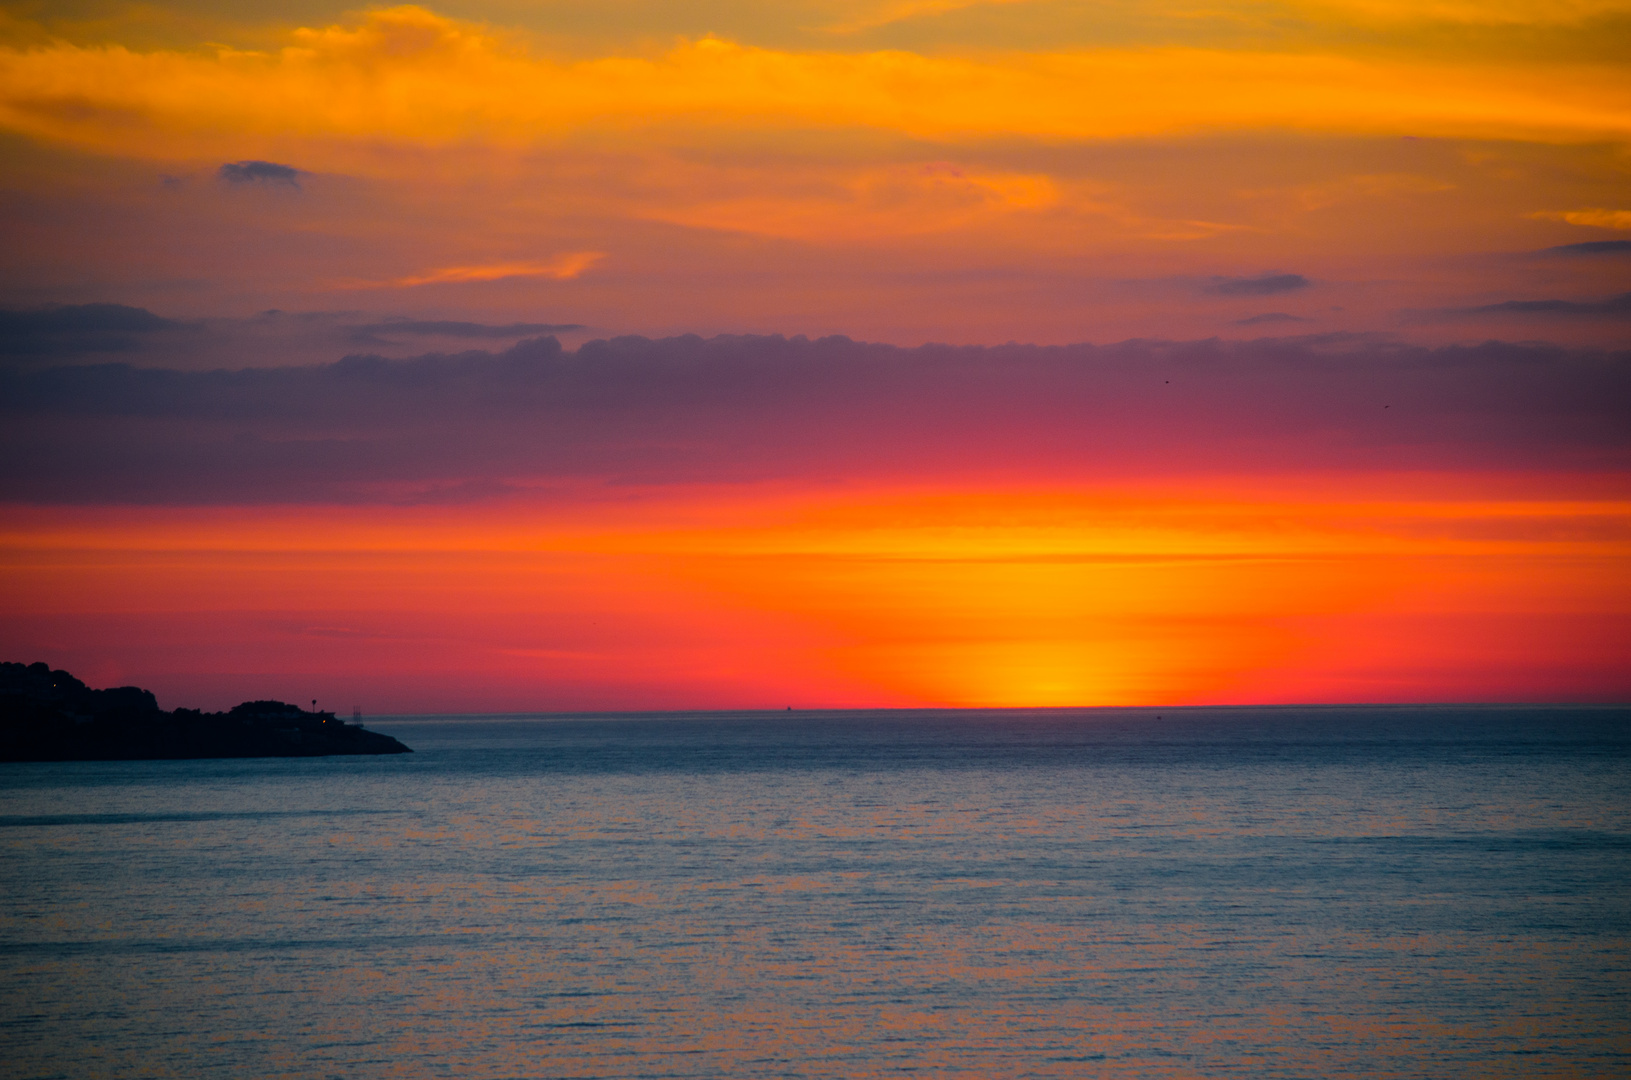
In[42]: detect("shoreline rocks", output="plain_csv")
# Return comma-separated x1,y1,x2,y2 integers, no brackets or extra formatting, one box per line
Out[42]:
1,662,412,761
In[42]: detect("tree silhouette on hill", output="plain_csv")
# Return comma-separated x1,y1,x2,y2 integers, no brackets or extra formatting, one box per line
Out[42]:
0,662,411,761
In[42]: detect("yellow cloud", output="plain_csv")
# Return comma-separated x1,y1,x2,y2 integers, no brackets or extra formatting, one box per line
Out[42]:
339,252,606,289
817,0,1033,34
1531,208,1631,229
1299,0,1631,25
0,4,1627,165
823,0,1631,32
641,162,1058,242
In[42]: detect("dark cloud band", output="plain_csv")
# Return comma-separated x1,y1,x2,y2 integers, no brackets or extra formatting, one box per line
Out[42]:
1,334,1625,505
0,303,184,357
1540,240,1631,257
1209,274,1310,296
1463,293,1631,318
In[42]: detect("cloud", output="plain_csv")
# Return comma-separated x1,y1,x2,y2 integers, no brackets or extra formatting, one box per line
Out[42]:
643,162,1058,242
1233,312,1310,325
820,0,1035,34
1,333,1624,505
343,253,606,289
1540,239,1631,256
1209,273,1311,296
0,303,184,357
1,305,593,370
350,319,587,341
218,160,302,187
1460,292,1631,317
1,303,178,335
1531,209,1631,230
2,5,1630,169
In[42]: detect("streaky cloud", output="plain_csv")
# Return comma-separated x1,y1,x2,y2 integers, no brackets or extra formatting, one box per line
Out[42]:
1538,240,1631,257
1209,273,1310,296
351,319,586,341
1232,312,1309,326
1460,292,1631,318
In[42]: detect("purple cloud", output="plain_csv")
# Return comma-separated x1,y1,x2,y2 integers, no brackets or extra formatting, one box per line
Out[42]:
218,160,302,187
1,333,1625,504
1209,273,1310,296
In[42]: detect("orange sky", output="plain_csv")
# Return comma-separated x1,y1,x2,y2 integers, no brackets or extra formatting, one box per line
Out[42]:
3,481,1627,710
1,3,1628,343
1,2,1627,708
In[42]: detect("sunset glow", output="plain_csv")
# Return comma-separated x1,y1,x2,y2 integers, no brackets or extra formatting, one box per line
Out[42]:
2,0,1627,709
3,480,1625,709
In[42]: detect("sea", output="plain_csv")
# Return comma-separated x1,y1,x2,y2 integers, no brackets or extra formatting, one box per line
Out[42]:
1,706,1628,1079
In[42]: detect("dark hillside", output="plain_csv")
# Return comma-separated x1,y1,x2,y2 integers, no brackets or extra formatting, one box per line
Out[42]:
0,662,411,761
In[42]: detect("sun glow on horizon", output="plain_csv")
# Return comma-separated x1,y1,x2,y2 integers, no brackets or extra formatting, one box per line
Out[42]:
4,482,1625,711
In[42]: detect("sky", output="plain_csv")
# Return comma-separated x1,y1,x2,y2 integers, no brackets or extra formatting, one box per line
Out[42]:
0,0,1627,711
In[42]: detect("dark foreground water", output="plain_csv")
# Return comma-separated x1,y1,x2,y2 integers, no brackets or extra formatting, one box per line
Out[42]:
2,707,1629,1079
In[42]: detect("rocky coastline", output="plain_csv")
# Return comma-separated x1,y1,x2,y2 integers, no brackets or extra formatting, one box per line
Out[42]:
1,661,411,761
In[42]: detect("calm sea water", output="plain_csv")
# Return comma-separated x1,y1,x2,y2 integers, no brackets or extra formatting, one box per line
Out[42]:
2,707,1628,1079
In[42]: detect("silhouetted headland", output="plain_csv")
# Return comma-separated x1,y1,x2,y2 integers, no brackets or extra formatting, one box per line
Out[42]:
1,662,411,761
